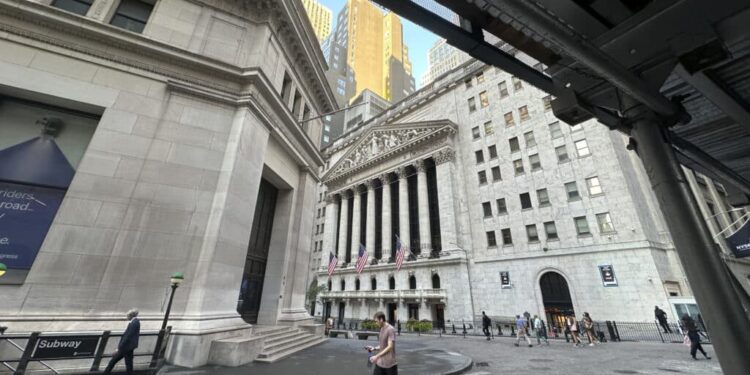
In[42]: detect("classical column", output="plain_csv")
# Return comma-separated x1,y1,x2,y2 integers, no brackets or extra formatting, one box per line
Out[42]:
337,191,351,266
396,167,410,253
365,180,376,260
361,299,368,320
415,160,431,254
321,194,340,269
350,185,362,264
433,149,456,249
381,174,393,259
420,299,429,321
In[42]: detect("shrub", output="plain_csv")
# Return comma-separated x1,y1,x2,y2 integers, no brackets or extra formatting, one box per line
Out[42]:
361,319,379,331
406,319,433,332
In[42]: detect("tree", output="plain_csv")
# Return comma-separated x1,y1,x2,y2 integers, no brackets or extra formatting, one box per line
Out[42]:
306,281,328,312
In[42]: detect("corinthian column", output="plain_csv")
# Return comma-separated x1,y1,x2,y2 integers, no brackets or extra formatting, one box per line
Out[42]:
434,149,456,249
350,186,362,265
337,191,351,266
321,194,340,268
415,160,431,254
396,167,410,254
365,180,376,261
381,174,392,260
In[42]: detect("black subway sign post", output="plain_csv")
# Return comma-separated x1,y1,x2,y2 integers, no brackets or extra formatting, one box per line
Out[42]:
32,336,100,359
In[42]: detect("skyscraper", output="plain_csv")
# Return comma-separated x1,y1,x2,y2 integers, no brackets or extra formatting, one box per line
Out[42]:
300,0,333,42
420,38,470,86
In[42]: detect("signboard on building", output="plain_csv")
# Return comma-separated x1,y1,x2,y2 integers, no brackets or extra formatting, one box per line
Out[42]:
726,218,750,258
32,336,101,359
598,265,618,286
499,271,511,288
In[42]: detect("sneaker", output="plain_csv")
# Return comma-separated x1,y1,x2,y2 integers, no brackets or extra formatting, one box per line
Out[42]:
514,343,519,347
706,356,711,360
589,343,594,347
528,345,533,347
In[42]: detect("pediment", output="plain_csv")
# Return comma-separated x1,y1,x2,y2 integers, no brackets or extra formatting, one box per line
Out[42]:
323,120,457,183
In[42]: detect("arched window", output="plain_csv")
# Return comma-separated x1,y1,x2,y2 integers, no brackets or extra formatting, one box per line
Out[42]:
355,278,361,291
371,277,377,290
389,276,396,290
327,280,332,291
340,279,346,291
432,274,441,289
409,275,417,290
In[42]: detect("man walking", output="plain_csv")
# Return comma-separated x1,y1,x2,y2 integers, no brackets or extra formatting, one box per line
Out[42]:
103,309,140,375
654,306,672,333
514,315,533,347
482,311,492,341
533,315,549,345
367,311,398,374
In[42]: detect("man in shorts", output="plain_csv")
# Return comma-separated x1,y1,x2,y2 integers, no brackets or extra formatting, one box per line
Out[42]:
366,311,397,374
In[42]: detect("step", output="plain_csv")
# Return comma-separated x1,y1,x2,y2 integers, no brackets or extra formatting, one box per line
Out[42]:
263,332,310,349
255,326,295,336
254,337,327,363
257,328,300,342
258,334,321,358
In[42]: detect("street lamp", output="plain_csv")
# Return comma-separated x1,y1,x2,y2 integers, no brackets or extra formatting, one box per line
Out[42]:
0,263,6,278
151,272,183,367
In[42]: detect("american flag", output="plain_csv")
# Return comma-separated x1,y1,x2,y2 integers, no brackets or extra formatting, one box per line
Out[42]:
395,235,406,270
327,252,338,276
356,244,368,274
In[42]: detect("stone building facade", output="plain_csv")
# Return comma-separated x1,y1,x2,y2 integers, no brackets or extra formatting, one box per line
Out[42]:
312,55,694,329
0,0,335,367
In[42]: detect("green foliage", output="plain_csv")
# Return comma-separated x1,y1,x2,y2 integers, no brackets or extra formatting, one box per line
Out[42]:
361,320,379,331
405,319,433,332
306,283,328,311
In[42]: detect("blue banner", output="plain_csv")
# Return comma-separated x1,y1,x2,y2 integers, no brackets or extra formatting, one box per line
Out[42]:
726,218,750,258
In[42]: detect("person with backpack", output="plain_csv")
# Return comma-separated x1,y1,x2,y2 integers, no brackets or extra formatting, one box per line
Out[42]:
533,315,549,345
481,311,492,341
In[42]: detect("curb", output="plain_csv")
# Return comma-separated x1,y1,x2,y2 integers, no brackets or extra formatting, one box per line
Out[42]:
440,351,473,375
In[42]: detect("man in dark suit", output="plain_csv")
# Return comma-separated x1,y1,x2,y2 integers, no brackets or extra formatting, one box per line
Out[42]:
103,308,140,374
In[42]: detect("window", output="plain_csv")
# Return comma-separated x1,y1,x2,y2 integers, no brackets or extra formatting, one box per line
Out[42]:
323,135,329,142
110,0,155,33
586,176,603,196
520,192,532,209
52,0,93,15
529,154,541,171
524,131,536,147
468,97,477,112
565,181,580,201
281,73,292,103
488,145,498,159
315,225,319,235
371,278,377,290
544,221,558,240
484,121,494,136
322,207,326,216
478,170,487,184
501,228,513,245
575,139,591,157
302,104,311,121
537,188,550,206
409,275,417,290
465,78,473,88
472,126,481,139
389,277,395,290
526,224,539,242
321,223,324,234
549,121,562,139
317,208,321,218
340,279,346,291
476,72,485,83
513,77,523,91
481,201,493,217
597,212,615,233
487,231,497,247
543,95,553,111
570,123,583,132
519,106,530,121
504,111,515,126
555,145,569,162
355,278,361,290
491,166,502,181
292,91,302,117
499,81,509,98
513,159,524,175
509,137,520,152
479,91,490,108
574,216,591,235
432,274,441,289
496,198,507,214
475,150,485,164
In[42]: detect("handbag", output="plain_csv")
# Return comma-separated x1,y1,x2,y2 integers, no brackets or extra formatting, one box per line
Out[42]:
682,335,691,347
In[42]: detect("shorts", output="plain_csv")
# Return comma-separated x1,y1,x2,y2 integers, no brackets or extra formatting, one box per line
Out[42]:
373,364,398,375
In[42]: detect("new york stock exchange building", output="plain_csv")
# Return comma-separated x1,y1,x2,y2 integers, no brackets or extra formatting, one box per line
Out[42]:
311,54,701,332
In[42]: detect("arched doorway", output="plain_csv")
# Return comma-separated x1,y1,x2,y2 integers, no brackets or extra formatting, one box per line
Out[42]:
539,271,575,333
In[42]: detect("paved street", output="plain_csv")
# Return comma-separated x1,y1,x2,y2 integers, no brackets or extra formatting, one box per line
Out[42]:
162,334,722,375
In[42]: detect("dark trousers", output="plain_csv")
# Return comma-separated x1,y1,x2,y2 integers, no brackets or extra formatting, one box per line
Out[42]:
658,320,671,333
373,364,398,375
483,326,490,338
103,349,134,374
690,341,707,358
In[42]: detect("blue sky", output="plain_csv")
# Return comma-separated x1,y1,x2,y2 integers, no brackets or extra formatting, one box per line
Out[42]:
318,0,438,88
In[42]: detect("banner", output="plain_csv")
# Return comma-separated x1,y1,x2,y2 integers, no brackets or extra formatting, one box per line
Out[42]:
726,218,750,258
599,265,618,286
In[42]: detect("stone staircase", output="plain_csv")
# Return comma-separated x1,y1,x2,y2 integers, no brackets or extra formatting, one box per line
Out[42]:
253,326,327,363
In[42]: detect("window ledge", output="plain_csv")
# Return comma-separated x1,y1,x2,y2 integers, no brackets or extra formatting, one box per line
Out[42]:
539,203,551,208
577,233,593,238
546,237,559,242
578,154,593,159
558,159,571,164
590,193,605,198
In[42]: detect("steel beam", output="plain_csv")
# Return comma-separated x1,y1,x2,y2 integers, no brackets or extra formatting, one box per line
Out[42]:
675,64,750,132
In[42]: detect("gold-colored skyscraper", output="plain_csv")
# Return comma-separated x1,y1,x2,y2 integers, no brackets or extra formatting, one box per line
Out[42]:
301,0,332,42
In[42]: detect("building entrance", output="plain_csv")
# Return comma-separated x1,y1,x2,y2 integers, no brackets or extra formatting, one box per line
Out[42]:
540,271,575,334
237,178,279,324
387,303,397,325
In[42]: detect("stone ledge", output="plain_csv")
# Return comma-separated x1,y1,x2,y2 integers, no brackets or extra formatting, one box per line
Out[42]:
208,334,265,367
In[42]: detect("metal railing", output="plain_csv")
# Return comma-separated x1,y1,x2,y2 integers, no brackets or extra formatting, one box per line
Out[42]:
0,328,170,374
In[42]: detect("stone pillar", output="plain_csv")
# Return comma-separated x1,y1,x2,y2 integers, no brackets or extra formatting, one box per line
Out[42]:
415,160,431,254
420,299,429,321
321,194,340,268
337,191,351,265
350,185,362,264
381,174,393,259
365,181,376,258
433,149,457,249
86,0,119,22
361,299,368,320
396,167,410,253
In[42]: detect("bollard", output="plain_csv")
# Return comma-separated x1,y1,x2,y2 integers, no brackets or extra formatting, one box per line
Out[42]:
462,323,467,338
452,324,456,334
497,324,502,336
510,324,516,337
397,320,401,336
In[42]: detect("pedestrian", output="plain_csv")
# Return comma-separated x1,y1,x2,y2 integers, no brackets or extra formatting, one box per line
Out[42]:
366,311,398,374
523,311,532,335
533,315,549,345
325,316,333,336
654,306,672,333
103,308,140,375
566,315,582,347
514,315,533,347
481,311,492,341
582,312,599,346
681,314,711,360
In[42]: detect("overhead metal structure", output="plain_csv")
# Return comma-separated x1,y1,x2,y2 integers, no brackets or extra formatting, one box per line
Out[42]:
370,0,750,373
